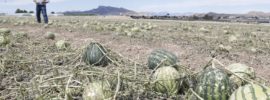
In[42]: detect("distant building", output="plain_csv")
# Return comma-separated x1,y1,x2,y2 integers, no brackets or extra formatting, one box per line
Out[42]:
257,19,270,23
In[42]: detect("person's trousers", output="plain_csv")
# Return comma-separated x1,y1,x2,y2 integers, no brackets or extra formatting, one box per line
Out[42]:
36,4,48,24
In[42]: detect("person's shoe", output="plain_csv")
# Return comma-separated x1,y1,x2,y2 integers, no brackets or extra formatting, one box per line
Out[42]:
48,22,53,25
43,24,49,28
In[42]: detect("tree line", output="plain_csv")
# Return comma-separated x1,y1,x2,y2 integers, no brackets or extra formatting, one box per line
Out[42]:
15,8,55,14
15,9,34,13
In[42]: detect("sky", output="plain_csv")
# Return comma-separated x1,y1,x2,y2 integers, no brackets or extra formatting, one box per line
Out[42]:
0,0,270,14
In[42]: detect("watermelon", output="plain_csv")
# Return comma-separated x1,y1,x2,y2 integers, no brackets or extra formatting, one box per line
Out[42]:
83,23,89,28
199,27,210,33
224,30,233,34
55,40,70,50
83,81,113,100
82,42,110,66
228,35,237,42
14,32,28,39
226,63,255,88
131,27,140,32
187,67,232,100
148,49,178,69
0,36,10,46
0,28,11,37
229,84,270,100
45,32,55,40
152,66,181,96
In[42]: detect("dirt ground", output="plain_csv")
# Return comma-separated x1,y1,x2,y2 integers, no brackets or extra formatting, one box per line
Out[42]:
0,16,270,99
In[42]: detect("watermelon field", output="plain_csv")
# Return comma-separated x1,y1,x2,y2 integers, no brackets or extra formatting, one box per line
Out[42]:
0,16,270,99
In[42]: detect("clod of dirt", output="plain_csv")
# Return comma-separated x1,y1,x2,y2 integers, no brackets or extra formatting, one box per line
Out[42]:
218,44,232,52
0,85,5,91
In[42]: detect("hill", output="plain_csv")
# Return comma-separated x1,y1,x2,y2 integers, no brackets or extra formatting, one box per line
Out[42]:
64,6,137,16
246,11,270,17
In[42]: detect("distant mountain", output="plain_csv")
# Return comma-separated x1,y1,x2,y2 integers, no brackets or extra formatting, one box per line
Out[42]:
64,6,137,15
194,11,270,18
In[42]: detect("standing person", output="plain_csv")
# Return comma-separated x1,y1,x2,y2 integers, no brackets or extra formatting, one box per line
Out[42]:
34,0,49,24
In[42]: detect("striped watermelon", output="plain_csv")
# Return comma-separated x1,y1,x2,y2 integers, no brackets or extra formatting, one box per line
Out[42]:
83,81,112,100
152,66,181,96
82,42,110,66
187,67,232,100
148,49,178,69
229,84,270,100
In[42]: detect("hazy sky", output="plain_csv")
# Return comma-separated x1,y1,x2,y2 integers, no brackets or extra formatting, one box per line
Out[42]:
0,0,270,14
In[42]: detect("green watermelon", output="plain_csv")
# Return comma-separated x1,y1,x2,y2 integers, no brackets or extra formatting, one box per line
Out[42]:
82,42,110,66
14,32,28,38
199,27,210,33
45,32,55,40
83,81,113,100
226,63,255,88
55,40,70,50
229,84,270,100
152,66,181,96
148,49,178,69
187,67,232,100
0,36,10,46
0,28,11,37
